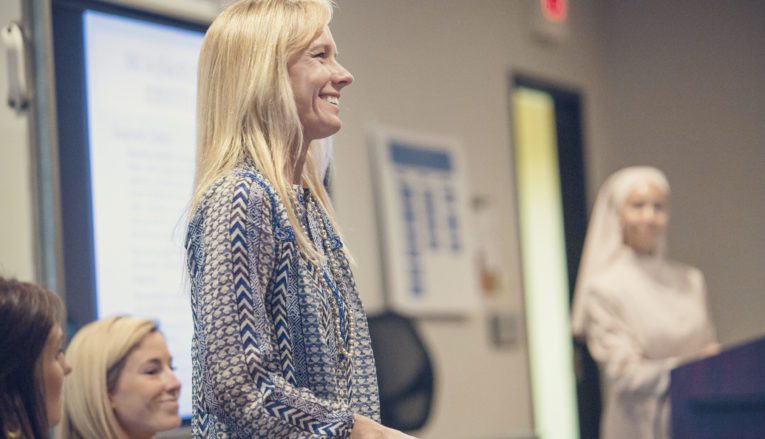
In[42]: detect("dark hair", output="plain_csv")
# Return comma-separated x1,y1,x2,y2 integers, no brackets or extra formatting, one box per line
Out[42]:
0,276,64,439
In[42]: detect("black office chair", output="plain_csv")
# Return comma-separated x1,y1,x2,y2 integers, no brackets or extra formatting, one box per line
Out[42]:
367,311,435,432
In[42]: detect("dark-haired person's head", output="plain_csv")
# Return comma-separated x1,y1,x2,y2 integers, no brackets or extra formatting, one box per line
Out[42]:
0,276,71,438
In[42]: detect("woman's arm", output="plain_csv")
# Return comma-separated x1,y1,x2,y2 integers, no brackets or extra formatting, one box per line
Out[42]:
584,287,678,398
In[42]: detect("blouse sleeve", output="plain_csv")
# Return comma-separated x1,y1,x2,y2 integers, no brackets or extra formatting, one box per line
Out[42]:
584,285,679,398
189,173,355,437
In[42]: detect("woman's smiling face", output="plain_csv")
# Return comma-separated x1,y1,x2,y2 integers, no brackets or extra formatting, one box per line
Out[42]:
109,331,181,438
288,26,354,144
620,181,669,255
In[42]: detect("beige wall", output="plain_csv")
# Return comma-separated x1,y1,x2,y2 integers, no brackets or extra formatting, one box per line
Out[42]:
332,0,598,438
329,1,604,437
1,1,763,438
0,0,35,281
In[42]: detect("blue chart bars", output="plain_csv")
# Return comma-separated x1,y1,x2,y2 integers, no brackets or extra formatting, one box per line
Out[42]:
390,141,462,298
371,126,478,315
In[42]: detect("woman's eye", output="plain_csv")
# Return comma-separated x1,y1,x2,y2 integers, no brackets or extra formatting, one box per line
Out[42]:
312,51,326,59
144,368,160,375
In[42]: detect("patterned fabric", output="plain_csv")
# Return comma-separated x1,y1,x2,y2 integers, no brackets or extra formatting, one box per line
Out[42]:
186,163,380,438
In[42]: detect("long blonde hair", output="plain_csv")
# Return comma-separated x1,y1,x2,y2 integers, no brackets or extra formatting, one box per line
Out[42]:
61,316,158,439
192,0,343,260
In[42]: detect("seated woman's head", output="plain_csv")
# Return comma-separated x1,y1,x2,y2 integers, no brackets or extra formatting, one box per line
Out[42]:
62,316,181,439
0,276,71,439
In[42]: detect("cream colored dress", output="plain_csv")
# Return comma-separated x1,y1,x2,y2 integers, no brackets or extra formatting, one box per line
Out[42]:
583,248,716,439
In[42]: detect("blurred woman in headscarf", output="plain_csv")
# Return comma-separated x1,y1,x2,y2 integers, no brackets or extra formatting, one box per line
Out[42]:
571,166,719,439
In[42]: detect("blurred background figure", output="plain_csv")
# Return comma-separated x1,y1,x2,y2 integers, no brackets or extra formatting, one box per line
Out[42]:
0,276,71,439
62,315,181,439
571,167,719,439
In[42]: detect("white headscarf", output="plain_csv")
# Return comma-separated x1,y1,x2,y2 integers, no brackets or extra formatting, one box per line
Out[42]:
571,166,670,338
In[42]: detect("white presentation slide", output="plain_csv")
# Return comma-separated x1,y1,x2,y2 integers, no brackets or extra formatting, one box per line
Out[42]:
84,10,203,419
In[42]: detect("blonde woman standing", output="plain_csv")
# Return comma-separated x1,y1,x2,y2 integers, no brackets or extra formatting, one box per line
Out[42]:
61,316,181,439
186,1,413,437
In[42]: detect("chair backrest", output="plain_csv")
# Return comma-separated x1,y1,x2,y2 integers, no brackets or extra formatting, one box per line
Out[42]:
367,311,435,432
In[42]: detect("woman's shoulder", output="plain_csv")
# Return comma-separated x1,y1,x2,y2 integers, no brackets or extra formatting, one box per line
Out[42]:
587,270,622,303
662,259,706,292
586,258,645,304
589,255,705,301
589,256,634,290
188,165,273,232
663,258,702,277
196,164,301,243
197,164,275,209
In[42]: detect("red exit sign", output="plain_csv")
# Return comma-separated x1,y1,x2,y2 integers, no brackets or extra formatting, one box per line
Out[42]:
541,0,568,23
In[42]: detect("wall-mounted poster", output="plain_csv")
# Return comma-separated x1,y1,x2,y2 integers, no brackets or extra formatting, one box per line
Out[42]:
370,126,479,316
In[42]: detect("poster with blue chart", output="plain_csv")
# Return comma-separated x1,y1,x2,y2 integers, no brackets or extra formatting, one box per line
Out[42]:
370,127,479,316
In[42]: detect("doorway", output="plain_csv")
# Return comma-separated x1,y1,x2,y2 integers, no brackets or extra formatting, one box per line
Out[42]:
510,74,600,439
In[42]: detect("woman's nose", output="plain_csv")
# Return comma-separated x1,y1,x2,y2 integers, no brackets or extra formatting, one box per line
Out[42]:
641,206,658,222
166,369,182,393
333,62,353,88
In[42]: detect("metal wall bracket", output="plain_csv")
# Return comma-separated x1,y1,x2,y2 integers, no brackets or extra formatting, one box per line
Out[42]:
2,21,30,114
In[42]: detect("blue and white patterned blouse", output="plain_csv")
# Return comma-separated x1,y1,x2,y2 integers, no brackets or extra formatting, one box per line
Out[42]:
185,163,380,438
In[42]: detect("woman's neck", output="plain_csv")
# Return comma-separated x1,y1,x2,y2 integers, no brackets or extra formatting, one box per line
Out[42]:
290,140,311,185
622,246,665,274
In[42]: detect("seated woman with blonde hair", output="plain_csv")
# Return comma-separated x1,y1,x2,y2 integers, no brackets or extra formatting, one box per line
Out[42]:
61,316,181,439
